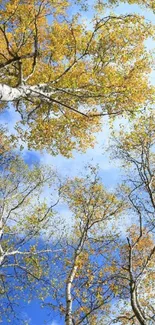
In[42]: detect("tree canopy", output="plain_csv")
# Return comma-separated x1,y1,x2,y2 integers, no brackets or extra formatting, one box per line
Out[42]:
0,0,155,324
0,0,155,156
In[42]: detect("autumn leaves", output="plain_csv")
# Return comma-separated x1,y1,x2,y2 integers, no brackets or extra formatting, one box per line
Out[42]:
0,0,155,324
0,1,154,155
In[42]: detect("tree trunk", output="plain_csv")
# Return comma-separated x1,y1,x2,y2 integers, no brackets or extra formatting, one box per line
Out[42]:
127,238,147,325
65,264,78,325
130,283,147,325
0,83,54,102
0,219,4,267
65,227,88,325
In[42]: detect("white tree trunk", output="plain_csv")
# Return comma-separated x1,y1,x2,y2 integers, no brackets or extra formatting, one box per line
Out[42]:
65,228,88,325
65,264,78,325
0,219,5,267
0,83,54,101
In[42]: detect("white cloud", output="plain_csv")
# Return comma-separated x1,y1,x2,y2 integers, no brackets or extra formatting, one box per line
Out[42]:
39,118,119,179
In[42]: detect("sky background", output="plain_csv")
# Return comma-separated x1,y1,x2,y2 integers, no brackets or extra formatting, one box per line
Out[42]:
1,1,155,324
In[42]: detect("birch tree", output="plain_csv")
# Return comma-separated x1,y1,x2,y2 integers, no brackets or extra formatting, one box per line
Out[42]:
44,170,124,325
0,0,154,156
0,128,62,324
107,112,155,325
112,112,155,232
104,225,155,325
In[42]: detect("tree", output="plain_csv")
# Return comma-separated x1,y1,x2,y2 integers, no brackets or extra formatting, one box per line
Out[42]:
42,162,155,325
0,127,63,323
112,112,155,232
43,169,124,325
1,1,155,323
106,112,155,325
103,225,155,325
125,226,155,325
0,0,154,156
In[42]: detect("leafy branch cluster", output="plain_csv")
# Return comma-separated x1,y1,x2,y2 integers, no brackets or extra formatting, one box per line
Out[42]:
0,0,155,324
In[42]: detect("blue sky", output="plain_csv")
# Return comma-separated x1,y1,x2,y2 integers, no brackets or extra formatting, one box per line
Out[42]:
1,1,155,324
